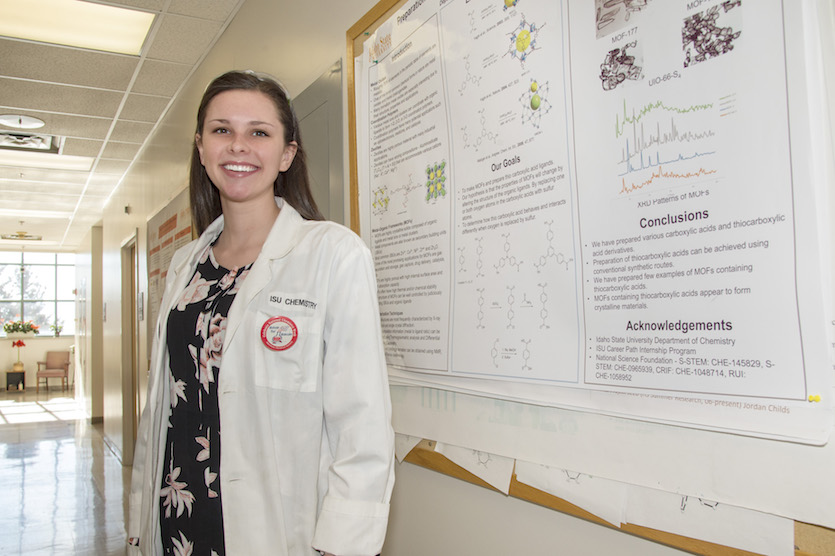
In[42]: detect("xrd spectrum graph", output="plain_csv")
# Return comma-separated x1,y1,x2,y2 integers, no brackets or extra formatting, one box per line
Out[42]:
618,117,716,167
615,98,714,138
619,146,716,175
620,165,718,195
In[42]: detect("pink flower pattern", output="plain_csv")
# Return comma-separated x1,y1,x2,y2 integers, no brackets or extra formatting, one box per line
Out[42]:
160,245,251,554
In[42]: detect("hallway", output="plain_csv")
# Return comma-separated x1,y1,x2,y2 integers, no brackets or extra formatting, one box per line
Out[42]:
0,388,130,555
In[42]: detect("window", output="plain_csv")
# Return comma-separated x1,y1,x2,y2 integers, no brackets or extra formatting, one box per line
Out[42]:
0,252,75,336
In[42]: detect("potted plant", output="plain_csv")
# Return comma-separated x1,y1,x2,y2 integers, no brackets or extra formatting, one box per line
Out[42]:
11,339,26,372
50,321,63,337
3,320,40,338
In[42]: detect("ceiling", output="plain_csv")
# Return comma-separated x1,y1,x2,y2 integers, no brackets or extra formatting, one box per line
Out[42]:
0,0,245,252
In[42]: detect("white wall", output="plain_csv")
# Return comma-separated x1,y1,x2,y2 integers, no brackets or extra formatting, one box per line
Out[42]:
75,224,103,420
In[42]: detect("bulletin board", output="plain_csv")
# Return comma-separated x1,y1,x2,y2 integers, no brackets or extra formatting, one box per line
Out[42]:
146,188,193,344
347,0,835,554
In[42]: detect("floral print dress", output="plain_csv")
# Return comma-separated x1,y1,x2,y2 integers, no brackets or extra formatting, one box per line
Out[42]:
159,244,251,556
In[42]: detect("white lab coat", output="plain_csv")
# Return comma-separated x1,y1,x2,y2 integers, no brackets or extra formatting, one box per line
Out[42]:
129,198,395,555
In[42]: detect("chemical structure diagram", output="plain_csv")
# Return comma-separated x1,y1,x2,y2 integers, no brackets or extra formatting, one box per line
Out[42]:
534,220,574,272
563,470,584,483
506,285,516,329
680,496,720,512
371,187,390,215
519,79,552,128
506,14,545,65
371,174,420,215
538,282,550,329
476,288,486,329
426,161,448,201
472,450,492,468
490,337,535,371
461,109,498,151
470,281,548,330
521,339,532,371
600,40,643,91
494,233,523,273
458,54,482,96
475,237,485,277
458,237,486,277
467,9,478,35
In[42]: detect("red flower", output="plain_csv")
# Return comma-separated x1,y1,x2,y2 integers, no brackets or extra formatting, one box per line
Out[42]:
12,340,25,348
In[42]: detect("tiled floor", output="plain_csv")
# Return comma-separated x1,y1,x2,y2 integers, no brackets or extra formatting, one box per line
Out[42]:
0,388,130,555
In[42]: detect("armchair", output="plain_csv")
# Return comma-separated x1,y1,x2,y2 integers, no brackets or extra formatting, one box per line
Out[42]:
36,351,70,392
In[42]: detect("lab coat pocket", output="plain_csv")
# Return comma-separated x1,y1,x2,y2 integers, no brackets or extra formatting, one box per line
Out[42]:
253,312,322,392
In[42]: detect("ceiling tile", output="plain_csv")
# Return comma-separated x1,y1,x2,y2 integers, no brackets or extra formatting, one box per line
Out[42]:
133,60,191,96
110,120,154,143
120,93,170,122
168,0,240,20
0,78,123,118
0,184,85,202
62,138,104,158
95,160,131,174
0,167,89,184
83,183,117,197
109,0,166,11
88,173,122,187
0,38,138,90
145,15,222,64
102,141,141,160
0,193,76,211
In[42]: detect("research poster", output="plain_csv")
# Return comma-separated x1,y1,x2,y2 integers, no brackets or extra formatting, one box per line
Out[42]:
355,0,832,442
146,189,192,342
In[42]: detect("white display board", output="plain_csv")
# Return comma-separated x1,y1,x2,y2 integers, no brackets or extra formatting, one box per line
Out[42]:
355,0,833,445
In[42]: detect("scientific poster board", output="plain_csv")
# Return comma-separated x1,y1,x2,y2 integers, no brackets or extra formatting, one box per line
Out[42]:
347,0,835,551
146,188,192,342
352,0,832,445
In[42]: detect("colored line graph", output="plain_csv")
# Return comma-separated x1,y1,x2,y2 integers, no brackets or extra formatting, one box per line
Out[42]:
620,164,718,195
620,145,716,175
619,118,716,167
615,99,714,138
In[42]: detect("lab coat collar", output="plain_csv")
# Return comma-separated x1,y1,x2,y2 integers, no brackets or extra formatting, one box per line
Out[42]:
173,197,307,359
172,196,304,278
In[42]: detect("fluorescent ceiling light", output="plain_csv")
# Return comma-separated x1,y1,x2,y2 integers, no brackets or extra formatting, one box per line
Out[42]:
0,209,73,219
0,0,155,55
0,149,94,171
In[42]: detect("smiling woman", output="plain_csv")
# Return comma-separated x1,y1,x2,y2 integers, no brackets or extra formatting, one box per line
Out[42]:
129,71,395,556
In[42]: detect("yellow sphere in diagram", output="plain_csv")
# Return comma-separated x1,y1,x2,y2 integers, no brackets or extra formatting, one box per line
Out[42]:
516,29,531,53
505,0,515,7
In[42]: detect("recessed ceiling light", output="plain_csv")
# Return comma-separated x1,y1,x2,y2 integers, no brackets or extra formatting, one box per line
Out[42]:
0,0,155,56
0,209,73,219
0,149,93,171
0,115,45,129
